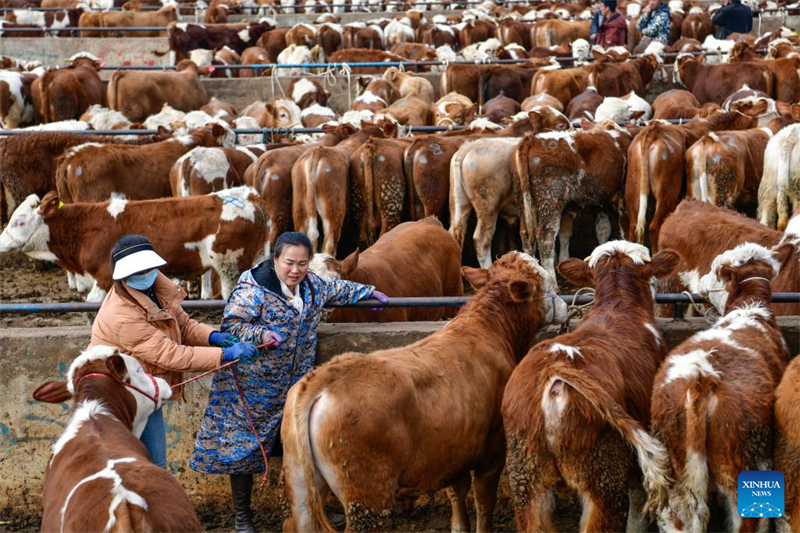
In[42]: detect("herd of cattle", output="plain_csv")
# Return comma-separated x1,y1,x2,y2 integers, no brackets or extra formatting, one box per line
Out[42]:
2,0,800,531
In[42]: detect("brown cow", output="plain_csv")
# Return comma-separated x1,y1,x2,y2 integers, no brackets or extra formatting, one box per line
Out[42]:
351,77,399,113
503,241,678,532
530,18,590,46
310,218,464,322
0,131,169,225
651,89,705,120
775,356,800,533
530,65,589,109
282,251,567,533
0,187,268,298
680,11,712,41
434,92,477,126
656,199,800,316
442,61,544,107
34,53,105,123
169,144,267,197
245,125,355,255
0,69,37,129
481,91,521,123
376,96,433,127
239,46,271,77
349,136,414,246
107,60,209,122
404,108,572,223
167,21,275,62
684,116,791,211
513,120,636,279
419,22,460,49
287,77,330,109
390,42,436,63
79,5,177,37
32,346,199,533
651,243,793,533
565,85,602,121
449,109,572,268
674,54,776,105
55,124,231,203
625,111,763,250
292,125,387,255
587,53,660,97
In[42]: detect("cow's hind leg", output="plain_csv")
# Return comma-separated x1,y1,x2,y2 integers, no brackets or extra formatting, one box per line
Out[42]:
473,209,499,269
577,434,629,533
473,458,504,533
447,473,472,533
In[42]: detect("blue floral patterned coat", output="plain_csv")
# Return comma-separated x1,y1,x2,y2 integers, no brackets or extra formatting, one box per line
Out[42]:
189,259,375,474
636,2,671,43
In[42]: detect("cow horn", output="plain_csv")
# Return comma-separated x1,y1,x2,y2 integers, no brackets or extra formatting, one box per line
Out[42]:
583,256,590,262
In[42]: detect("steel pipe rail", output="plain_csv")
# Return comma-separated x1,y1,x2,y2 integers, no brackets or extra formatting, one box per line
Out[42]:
2,293,799,313
0,118,707,136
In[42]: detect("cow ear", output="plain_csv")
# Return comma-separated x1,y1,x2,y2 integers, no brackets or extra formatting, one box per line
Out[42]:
339,249,359,277
630,110,646,120
464,103,478,123
557,258,593,287
38,193,61,219
719,265,737,285
33,381,72,403
462,266,489,290
106,354,129,383
772,242,794,272
590,48,606,61
580,117,593,130
209,122,225,138
508,279,534,302
357,76,370,89
648,249,681,279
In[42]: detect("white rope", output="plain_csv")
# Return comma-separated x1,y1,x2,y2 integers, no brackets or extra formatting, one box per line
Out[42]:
558,287,595,334
338,62,353,108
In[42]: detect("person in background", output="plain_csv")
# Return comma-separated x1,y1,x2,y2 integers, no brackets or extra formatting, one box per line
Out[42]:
189,232,389,533
91,234,257,470
597,0,628,47
635,0,671,51
589,0,605,44
712,0,752,38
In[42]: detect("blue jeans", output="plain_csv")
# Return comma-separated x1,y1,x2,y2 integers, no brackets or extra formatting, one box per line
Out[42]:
139,407,167,469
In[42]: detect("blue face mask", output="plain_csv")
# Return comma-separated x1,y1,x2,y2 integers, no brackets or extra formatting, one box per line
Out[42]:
125,269,158,291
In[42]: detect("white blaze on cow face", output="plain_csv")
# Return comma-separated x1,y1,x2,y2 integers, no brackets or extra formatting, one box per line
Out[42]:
0,194,56,261
586,240,651,269
291,78,317,105
699,242,781,314
273,98,302,128
517,251,569,324
212,186,258,221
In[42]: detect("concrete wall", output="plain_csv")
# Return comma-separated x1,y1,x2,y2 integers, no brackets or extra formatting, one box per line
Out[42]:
1,318,798,527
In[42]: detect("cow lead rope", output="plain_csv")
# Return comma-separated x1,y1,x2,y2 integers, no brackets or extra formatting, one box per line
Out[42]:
171,352,273,487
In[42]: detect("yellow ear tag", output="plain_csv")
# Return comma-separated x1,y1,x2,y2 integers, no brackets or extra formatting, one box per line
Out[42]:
58,201,64,209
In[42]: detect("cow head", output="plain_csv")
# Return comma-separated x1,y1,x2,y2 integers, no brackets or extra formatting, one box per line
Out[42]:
462,251,568,327
271,97,302,128
0,193,57,259
66,51,103,71
698,242,792,315
558,241,680,306
309,250,359,281
33,345,172,438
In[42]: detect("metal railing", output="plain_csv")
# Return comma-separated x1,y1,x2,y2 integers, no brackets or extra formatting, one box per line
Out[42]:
2,293,798,313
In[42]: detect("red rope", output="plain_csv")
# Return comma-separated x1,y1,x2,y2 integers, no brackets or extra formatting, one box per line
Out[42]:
171,357,271,487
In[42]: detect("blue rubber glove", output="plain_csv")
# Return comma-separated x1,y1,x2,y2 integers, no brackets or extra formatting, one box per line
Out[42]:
370,290,389,311
222,342,259,364
209,331,238,348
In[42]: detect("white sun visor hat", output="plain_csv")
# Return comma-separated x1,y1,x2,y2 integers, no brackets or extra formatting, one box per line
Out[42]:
111,241,168,281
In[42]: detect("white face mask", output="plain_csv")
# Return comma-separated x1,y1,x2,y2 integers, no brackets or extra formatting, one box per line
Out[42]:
125,270,158,291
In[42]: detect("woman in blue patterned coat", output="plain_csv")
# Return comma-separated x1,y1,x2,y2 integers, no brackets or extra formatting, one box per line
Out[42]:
190,232,388,533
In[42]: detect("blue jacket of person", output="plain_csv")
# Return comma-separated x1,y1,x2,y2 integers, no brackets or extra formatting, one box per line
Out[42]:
711,0,753,39
636,1,671,43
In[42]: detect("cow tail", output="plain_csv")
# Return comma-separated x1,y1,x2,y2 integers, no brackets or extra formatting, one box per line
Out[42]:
669,378,716,532
514,136,536,254
448,144,467,248
362,139,376,244
634,131,654,244
39,70,55,123
108,71,123,112
54,154,73,204
764,70,776,101
776,131,796,231
282,384,337,533
544,365,672,517
402,142,417,220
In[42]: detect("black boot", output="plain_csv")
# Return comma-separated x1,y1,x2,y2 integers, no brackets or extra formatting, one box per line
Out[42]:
229,474,256,533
